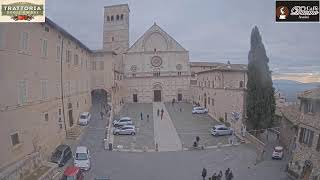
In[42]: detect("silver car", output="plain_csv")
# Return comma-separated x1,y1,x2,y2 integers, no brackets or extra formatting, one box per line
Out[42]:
211,124,233,136
113,117,133,127
113,125,136,135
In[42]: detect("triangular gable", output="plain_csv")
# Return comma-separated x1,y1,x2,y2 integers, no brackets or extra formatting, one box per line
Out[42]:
127,23,187,53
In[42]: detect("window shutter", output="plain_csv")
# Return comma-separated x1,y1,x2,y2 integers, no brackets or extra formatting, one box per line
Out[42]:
308,131,314,147
299,128,304,143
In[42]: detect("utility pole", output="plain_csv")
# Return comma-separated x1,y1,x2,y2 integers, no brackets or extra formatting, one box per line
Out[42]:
60,37,67,136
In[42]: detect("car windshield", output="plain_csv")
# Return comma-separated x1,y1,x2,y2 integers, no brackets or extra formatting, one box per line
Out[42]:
53,150,62,157
63,176,76,180
80,115,87,119
275,149,282,153
76,153,88,160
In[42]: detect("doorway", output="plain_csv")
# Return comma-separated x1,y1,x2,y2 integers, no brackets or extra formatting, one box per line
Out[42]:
154,90,161,102
178,93,182,101
133,94,138,103
68,110,74,127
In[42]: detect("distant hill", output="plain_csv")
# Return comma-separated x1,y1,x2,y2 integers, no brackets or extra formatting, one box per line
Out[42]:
273,80,320,102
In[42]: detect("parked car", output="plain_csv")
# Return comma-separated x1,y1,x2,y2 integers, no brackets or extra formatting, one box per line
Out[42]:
211,124,233,136
272,146,284,160
74,146,91,171
50,144,72,167
192,107,208,114
113,125,136,135
79,112,91,125
63,166,84,180
113,117,133,126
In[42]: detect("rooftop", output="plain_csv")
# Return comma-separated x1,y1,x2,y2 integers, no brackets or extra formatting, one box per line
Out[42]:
195,63,248,73
298,88,320,100
279,104,300,124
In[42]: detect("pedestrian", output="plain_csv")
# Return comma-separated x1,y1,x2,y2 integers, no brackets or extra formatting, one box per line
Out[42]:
225,168,230,180
100,112,104,120
212,173,217,180
157,109,160,116
201,168,207,180
140,112,143,120
147,114,149,122
161,109,164,120
227,171,233,180
179,107,182,112
196,136,200,143
217,170,222,180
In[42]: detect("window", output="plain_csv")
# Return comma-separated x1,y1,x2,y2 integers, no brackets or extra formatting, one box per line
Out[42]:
111,37,114,41
178,72,182,76
212,98,214,106
107,16,110,21
10,133,20,146
44,26,49,32
67,80,71,95
153,72,160,77
40,39,48,57
58,108,61,116
132,73,136,77
208,97,210,105
85,59,88,69
100,61,104,70
20,32,29,50
208,81,210,87
111,16,114,21
316,135,320,152
92,61,96,71
74,54,79,65
212,81,214,88
18,80,27,104
240,81,244,88
44,113,49,121
120,14,124,20
205,81,207,87
299,127,314,147
116,15,119,20
66,50,72,63
191,72,195,77
56,45,61,61
41,80,48,100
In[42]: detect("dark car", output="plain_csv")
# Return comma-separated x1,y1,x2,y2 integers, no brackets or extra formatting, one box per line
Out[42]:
51,144,72,167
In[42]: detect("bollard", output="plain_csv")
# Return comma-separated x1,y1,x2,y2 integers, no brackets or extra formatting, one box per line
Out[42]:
109,143,113,151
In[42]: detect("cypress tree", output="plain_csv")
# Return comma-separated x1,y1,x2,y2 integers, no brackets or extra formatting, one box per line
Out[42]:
246,26,276,134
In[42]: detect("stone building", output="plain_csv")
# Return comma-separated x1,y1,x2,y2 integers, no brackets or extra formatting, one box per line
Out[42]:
190,62,247,132
287,88,320,180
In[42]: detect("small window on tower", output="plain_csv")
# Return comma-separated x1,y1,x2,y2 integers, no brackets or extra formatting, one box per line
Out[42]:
107,16,110,21
154,48,157,52
120,14,124,20
111,16,114,21
111,37,114,41
116,15,119,20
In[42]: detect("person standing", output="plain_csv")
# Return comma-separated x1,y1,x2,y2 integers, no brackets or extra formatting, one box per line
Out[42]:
217,170,223,180
201,168,207,180
100,112,104,120
212,173,217,180
227,171,233,180
225,168,230,180
161,109,164,120
140,112,143,120
157,109,160,116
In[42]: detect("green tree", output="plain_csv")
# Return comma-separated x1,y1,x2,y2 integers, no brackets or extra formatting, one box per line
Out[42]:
246,26,276,135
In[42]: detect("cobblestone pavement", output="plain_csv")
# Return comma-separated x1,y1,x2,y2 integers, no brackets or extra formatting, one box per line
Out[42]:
165,102,230,148
113,103,154,150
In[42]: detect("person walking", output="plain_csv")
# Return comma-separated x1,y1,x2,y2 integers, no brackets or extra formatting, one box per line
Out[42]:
217,170,223,180
225,168,230,180
157,109,160,116
100,112,104,120
140,112,143,120
201,168,207,180
147,114,150,122
212,173,217,180
227,171,233,180
160,109,164,120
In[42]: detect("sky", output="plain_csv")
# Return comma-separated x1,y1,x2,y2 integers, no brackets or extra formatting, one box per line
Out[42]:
46,0,320,83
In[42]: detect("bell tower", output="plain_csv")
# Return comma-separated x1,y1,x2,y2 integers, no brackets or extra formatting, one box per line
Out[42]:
103,4,130,54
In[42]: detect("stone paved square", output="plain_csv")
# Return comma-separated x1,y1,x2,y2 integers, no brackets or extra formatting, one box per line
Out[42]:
165,102,230,148
113,103,155,150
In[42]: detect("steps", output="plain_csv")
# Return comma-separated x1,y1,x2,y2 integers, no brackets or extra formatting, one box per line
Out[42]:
66,125,82,140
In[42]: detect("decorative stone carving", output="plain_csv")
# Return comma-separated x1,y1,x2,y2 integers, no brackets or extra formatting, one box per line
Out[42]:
130,65,137,72
151,56,162,67
176,64,182,70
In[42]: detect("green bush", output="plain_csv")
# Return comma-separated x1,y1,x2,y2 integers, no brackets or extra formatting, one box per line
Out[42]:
218,117,224,122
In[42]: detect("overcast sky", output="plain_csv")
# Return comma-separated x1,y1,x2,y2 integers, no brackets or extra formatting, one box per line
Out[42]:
46,0,320,82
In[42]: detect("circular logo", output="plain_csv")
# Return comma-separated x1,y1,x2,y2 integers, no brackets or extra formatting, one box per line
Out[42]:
130,65,137,72
151,56,162,67
276,6,289,19
176,64,182,70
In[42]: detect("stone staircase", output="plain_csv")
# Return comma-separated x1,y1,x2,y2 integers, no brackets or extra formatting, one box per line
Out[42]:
66,125,82,140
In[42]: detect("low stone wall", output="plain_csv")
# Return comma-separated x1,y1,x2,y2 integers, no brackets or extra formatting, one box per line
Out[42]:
244,132,265,152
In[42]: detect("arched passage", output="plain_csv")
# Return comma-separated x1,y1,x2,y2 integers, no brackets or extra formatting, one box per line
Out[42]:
153,83,162,102
91,89,109,106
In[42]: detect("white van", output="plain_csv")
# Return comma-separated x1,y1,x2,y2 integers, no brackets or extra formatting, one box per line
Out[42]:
79,112,91,125
74,146,91,171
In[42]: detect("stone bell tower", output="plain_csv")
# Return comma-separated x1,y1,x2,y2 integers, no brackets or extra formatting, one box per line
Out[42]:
103,4,130,54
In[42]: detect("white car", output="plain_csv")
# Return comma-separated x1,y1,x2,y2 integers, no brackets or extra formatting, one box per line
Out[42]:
113,125,136,135
113,117,133,126
192,107,208,114
272,146,284,160
211,124,233,136
79,112,91,125
74,146,91,171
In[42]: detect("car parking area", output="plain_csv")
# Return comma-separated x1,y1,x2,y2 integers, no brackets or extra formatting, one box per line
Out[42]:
113,103,155,150
165,102,231,148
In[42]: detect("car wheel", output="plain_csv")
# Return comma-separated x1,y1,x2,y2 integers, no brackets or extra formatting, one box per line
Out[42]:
131,132,136,136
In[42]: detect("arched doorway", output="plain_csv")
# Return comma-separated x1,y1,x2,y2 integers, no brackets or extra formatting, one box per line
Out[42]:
131,89,138,103
177,89,183,102
153,83,162,102
91,89,108,105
